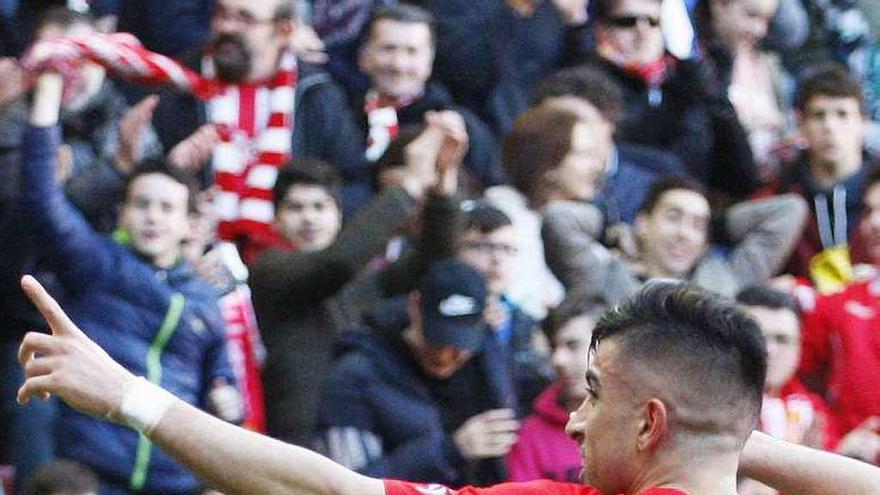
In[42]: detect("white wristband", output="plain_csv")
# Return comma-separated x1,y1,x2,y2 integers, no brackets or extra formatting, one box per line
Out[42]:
119,377,174,435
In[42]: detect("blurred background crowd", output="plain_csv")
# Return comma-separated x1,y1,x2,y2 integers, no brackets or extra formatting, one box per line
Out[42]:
1,0,879,493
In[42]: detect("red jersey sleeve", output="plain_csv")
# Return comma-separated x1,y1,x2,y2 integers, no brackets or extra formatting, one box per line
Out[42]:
382,481,688,495
382,480,600,495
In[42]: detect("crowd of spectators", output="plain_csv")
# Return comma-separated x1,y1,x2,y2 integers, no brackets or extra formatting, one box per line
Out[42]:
0,0,879,494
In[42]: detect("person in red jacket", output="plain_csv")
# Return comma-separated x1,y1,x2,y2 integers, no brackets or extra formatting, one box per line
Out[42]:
738,286,838,450
798,168,880,464
507,293,606,483
736,286,839,495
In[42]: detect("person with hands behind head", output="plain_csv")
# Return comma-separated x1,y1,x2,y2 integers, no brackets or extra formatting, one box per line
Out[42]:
542,173,807,303
16,277,880,495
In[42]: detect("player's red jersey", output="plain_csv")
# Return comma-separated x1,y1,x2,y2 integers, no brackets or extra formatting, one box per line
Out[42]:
383,480,687,495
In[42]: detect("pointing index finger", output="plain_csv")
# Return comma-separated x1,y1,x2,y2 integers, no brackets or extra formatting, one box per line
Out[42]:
21,275,80,338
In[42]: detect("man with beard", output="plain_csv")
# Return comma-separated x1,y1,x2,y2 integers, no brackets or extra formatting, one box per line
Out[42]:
541,174,807,303
15,278,880,494
151,0,363,255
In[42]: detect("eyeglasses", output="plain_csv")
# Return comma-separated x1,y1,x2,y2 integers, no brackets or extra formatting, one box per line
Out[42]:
606,14,661,29
461,241,519,256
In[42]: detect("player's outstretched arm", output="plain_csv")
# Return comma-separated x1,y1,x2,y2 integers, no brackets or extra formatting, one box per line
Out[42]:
16,275,385,495
740,431,880,494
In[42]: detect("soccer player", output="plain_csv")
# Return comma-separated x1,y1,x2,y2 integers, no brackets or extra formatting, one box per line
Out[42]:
16,277,880,495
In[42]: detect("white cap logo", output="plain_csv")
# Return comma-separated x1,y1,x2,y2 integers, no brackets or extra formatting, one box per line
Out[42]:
438,294,479,317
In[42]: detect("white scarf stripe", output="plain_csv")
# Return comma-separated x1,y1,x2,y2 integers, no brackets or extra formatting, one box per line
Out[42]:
205,53,296,240
254,87,271,135
258,128,292,154
209,87,240,126
270,86,295,114
246,165,280,190
213,142,246,174
239,199,275,224
215,191,241,221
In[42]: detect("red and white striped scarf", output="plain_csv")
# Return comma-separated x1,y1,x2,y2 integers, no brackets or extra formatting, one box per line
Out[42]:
363,90,399,162
363,90,420,162
205,53,296,244
21,33,297,249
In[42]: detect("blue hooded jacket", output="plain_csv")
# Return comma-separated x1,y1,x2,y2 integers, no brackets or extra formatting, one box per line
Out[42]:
19,125,233,493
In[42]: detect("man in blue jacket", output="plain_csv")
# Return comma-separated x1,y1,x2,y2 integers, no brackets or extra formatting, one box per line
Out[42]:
316,259,521,487
20,69,239,493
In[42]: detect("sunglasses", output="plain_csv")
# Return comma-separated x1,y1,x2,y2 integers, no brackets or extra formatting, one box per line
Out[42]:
606,14,661,28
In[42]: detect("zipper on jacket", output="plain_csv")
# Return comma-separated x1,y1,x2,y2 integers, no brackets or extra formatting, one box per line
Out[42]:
130,292,186,491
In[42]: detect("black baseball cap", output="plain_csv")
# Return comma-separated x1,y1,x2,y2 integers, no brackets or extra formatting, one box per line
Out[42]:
419,259,488,351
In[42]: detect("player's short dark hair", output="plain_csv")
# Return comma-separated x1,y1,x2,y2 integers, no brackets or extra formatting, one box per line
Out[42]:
736,285,802,321
795,63,866,114
365,3,436,49
591,282,767,436
543,289,608,341
124,158,200,214
23,460,99,495
534,66,624,125
461,201,512,234
638,174,707,215
272,158,342,211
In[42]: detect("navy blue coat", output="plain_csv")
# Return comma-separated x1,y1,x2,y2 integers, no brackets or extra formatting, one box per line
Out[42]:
19,126,233,493
316,299,517,486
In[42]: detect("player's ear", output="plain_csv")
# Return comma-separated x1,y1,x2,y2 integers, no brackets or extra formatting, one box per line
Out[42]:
637,398,668,452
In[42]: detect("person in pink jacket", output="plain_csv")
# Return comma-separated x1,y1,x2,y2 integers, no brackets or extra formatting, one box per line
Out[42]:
507,292,607,482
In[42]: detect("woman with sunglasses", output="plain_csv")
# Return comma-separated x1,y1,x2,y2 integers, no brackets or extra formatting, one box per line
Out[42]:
583,0,762,205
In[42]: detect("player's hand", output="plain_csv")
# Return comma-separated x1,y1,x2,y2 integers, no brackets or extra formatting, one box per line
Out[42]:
453,408,520,459
17,275,137,424
116,94,159,174
168,124,220,172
